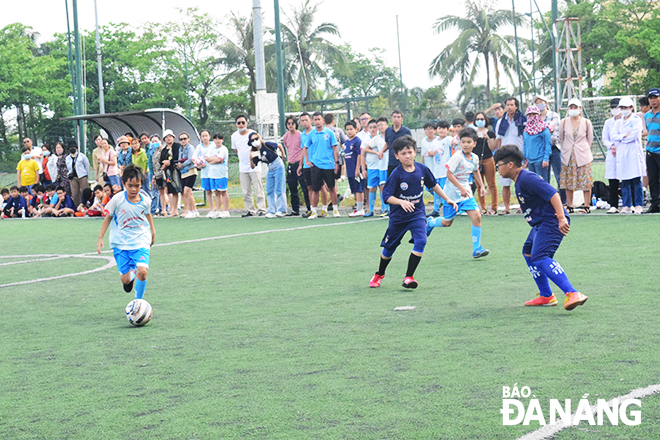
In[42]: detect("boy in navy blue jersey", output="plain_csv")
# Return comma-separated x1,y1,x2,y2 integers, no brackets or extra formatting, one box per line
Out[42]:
494,145,587,310
343,120,365,217
369,135,457,289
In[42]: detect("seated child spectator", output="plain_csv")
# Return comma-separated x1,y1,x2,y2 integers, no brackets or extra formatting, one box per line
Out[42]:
3,186,27,218
35,184,58,217
19,186,32,208
1,188,9,211
87,185,107,217
52,186,76,217
28,184,47,216
76,188,95,217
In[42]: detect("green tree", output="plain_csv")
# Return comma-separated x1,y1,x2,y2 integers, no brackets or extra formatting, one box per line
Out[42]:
332,45,399,98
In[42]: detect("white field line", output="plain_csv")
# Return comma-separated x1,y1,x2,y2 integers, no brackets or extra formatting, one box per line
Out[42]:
0,256,64,267
517,383,660,440
1,218,384,288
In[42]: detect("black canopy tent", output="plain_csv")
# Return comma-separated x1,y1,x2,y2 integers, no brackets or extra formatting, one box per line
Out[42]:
61,109,200,149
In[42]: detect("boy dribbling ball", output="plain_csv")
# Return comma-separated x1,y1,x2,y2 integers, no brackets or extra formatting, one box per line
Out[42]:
369,135,457,289
494,145,587,310
97,164,155,300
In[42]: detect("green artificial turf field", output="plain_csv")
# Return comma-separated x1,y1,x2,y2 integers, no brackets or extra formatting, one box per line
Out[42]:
1,214,659,439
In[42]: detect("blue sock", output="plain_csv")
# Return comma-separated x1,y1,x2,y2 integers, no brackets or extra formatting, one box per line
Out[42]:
433,193,441,212
535,258,576,294
129,269,136,282
471,225,482,251
428,217,445,228
524,255,553,297
380,191,388,212
135,278,147,299
369,192,376,213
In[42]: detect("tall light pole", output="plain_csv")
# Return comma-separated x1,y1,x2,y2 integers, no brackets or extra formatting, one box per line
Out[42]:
274,0,286,137
94,0,105,114
512,0,524,106
72,0,86,152
396,15,405,107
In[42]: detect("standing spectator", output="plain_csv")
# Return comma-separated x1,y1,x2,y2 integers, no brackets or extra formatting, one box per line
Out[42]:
464,111,476,129
54,142,72,197
205,133,230,218
383,110,412,176
177,131,198,218
145,134,161,215
151,136,168,216
485,102,504,130
99,138,121,188
130,137,149,192
559,98,594,213
473,112,498,215
65,140,90,207
602,98,622,213
495,97,526,214
612,97,645,214
92,134,104,184
16,147,40,194
194,130,216,217
24,137,44,182
116,136,132,181
644,88,660,213
160,129,182,217
231,114,266,217
325,113,347,181
304,112,340,219
46,143,59,185
40,144,54,186
249,132,288,218
297,112,327,217
522,105,552,182
534,95,563,202
283,116,309,216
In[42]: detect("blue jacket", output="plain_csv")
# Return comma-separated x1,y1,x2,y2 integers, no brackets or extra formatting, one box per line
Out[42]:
178,144,196,175
523,128,552,163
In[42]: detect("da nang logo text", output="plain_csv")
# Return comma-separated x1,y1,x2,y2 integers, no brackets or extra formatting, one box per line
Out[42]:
500,384,641,426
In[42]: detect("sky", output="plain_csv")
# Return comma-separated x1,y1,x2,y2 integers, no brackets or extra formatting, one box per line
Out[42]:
1,0,553,100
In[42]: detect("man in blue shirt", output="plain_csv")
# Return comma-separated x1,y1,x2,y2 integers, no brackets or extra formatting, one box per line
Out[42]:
303,112,340,219
494,145,587,311
383,110,412,176
644,88,660,213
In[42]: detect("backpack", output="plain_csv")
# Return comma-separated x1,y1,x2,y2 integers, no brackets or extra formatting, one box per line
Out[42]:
592,180,609,201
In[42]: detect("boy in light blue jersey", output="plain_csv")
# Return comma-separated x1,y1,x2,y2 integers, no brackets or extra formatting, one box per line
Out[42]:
363,118,389,216
97,165,155,300
426,128,489,258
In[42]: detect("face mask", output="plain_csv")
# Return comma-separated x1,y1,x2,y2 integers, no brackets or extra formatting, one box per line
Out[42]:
69,148,77,154
251,140,261,148
621,109,632,117
475,120,486,128
22,154,31,161
568,109,580,117
611,108,621,117
43,151,50,157
536,103,547,112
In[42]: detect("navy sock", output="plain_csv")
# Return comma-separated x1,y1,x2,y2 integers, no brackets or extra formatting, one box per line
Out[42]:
535,258,576,294
524,255,553,297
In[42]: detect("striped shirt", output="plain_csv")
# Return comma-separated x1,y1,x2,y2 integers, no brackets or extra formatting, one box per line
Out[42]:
644,110,660,153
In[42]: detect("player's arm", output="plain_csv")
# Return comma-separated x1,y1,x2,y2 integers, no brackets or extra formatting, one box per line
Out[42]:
146,213,156,247
97,214,113,253
385,195,415,212
472,168,486,197
446,169,471,198
550,193,570,236
332,144,339,173
16,170,21,187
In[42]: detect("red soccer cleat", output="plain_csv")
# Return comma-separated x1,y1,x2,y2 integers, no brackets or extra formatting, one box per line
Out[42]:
369,273,384,288
402,276,418,289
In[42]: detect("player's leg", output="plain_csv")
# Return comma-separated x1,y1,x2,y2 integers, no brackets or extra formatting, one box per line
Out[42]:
466,200,488,258
379,170,389,214
403,219,428,289
370,222,406,287
427,198,456,235
522,226,557,306
114,249,137,293
531,221,587,310
501,185,511,213
325,171,339,216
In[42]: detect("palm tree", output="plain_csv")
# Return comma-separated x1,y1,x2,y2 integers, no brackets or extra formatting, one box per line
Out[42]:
428,0,523,104
281,0,348,103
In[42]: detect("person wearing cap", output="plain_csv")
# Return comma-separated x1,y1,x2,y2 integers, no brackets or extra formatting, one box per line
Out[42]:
116,135,132,187
612,97,645,214
522,105,552,182
160,129,182,217
65,140,90,207
558,98,594,213
534,95,564,202
643,88,660,213
231,114,267,217
495,97,526,214
602,98,623,213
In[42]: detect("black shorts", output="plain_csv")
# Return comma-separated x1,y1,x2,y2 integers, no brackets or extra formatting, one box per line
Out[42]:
311,167,336,192
166,181,178,195
181,175,196,189
155,177,165,189
302,168,313,189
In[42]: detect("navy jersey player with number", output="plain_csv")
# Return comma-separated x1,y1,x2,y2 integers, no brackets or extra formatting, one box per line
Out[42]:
494,145,587,310
369,135,457,289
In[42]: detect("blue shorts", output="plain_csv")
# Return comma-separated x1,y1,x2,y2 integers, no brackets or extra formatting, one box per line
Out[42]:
348,176,364,194
113,248,150,275
381,216,428,254
202,177,228,191
367,169,388,189
443,197,479,220
522,219,568,261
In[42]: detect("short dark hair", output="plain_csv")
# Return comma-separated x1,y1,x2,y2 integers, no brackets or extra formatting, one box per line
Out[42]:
391,110,403,117
22,146,30,153
285,116,298,129
464,111,475,122
45,184,56,192
392,135,416,153
10,186,18,192
368,119,378,126
639,97,650,107
505,97,519,108
1,188,9,195
121,164,144,185
67,139,78,149
33,184,45,193
324,113,334,124
212,133,224,140
56,186,65,192
235,114,248,122
452,118,465,127
312,111,323,118
19,186,29,193
300,112,311,119
376,117,388,124
139,132,149,139
82,187,93,202
459,128,478,142
423,122,437,130
200,129,210,137
93,184,103,192
360,112,371,118
345,120,357,129
103,183,113,191
494,144,524,167
437,120,451,129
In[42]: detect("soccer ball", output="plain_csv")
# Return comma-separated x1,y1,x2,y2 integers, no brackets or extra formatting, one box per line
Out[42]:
125,299,153,326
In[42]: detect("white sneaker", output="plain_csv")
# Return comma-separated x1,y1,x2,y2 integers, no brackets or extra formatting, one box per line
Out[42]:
308,211,318,220
184,211,196,219
607,206,619,214
333,209,341,217
265,213,277,218
206,210,217,218
621,207,632,214
634,206,643,215
348,209,364,217
194,210,200,218
275,211,286,217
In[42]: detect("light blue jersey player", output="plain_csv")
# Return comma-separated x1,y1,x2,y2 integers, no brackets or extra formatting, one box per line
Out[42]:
427,128,489,258
97,165,155,299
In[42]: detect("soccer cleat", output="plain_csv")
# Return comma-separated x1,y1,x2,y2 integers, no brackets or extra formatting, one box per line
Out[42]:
333,209,341,217
426,217,434,237
472,248,490,258
363,211,374,217
402,276,418,289
564,292,588,310
319,210,328,218
123,269,136,293
525,293,558,307
348,209,365,217
380,211,389,217
308,211,318,220
369,273,384,288
428,210,440,217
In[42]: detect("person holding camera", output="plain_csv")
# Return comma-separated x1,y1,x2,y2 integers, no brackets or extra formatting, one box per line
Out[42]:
65,140,90,207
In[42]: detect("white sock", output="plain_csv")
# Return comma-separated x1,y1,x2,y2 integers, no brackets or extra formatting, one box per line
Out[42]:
322,205,328,212
312,207,318,214
357,201,363,211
